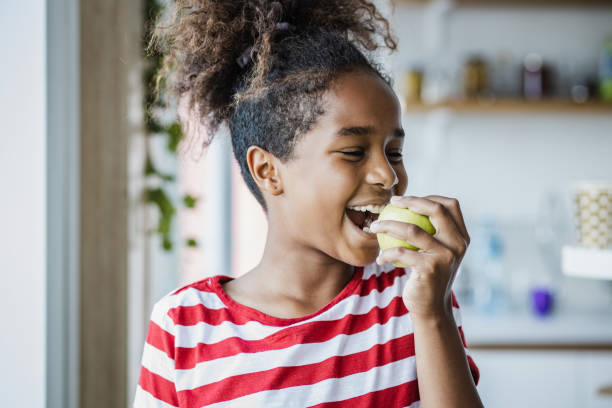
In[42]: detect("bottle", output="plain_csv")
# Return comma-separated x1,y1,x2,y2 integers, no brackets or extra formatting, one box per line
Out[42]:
402,66,424,105
522,53,550,100
464,56,487,99
471,217,509,315
483,231,508,315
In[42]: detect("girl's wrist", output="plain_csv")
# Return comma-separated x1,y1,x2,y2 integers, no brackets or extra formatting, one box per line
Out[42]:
410,300,455,328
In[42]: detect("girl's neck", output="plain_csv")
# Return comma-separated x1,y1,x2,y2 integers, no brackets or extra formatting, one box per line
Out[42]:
250,236,355,303
229,219,355,314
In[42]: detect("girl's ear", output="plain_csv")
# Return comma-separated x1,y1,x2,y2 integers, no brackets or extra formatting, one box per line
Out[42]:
246,145,284,196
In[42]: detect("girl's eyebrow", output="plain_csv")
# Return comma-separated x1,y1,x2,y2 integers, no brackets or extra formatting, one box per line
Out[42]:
336,125,405,138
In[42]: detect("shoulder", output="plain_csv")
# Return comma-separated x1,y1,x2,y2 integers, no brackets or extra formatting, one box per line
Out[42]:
150,275,229,329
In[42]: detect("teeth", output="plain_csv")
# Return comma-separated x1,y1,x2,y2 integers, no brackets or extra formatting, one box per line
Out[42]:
347,204,385,214
362,226,373,233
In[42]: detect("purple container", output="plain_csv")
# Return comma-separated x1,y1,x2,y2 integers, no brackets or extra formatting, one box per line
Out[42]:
530,287,554,317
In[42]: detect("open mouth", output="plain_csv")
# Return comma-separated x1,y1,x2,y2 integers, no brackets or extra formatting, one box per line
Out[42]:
345,204,384,234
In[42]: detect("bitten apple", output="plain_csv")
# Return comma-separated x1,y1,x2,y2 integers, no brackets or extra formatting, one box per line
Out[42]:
376,204,436,267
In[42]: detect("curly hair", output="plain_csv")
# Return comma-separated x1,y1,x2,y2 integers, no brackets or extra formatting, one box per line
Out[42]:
149,0,398,210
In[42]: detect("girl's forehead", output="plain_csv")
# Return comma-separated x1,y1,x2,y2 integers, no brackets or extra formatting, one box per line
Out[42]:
289,79,402,158
321,71,401,131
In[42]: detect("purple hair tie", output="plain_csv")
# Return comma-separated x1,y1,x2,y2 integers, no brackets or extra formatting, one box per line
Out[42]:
236,22,295,69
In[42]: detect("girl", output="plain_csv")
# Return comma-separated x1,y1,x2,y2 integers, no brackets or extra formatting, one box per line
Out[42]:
135,1,483,407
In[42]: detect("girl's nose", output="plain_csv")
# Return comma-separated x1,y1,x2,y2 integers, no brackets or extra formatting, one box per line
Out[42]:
365,151,398,190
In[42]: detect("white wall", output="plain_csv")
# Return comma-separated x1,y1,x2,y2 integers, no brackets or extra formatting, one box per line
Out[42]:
0,1,46,407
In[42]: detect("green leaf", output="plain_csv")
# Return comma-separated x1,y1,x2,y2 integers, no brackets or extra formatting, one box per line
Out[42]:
183,194,197,208
186,238,198,247
166,122,183,153
144,187,176,251
144,155,156,176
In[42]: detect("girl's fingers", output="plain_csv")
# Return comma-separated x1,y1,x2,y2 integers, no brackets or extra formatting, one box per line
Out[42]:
370,219,442,253
376,246,426,268
422,195,470,245
389,195,468,256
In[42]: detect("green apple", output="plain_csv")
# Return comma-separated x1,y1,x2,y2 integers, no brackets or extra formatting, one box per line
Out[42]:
376,204,436,267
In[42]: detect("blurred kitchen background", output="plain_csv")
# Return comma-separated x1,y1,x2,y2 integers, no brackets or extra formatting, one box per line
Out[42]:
2,0,612,407
386,2,612,407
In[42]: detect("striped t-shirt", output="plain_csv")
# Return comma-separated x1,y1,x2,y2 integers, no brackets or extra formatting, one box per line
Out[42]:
134,262,480,407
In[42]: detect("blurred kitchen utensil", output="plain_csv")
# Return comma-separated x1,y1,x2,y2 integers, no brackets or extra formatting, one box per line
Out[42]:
464,56,487,99
572,180,612,249
403,67,424,104
529,286,554,318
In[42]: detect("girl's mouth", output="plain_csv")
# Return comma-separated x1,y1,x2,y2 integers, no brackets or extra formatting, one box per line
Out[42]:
345,204,383,234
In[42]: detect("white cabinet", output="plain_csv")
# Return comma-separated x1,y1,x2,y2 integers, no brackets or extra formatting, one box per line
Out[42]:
470,350,612,408
582,352,612,408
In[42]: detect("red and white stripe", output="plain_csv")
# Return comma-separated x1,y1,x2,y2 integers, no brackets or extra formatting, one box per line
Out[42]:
134,263,479,407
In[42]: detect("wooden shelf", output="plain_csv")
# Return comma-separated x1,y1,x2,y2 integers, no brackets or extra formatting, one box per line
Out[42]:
402,99,612,114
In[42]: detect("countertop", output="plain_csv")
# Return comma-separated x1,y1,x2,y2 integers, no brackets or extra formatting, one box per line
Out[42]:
460,306,612,349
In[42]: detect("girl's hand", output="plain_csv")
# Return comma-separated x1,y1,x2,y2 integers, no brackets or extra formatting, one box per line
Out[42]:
369,195,471,322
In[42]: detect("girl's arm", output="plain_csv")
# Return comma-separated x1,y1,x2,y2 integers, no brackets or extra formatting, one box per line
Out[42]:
412,307,483,408
371,194,484,408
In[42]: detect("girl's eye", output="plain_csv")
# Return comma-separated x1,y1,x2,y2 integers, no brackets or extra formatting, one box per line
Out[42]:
387,151,403,162
340,150,403,162
341,150,364,159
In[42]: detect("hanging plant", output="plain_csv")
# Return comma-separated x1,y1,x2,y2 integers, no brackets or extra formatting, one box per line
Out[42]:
142,0,199,251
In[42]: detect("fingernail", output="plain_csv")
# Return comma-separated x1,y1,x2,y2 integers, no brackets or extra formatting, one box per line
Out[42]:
369,221,381,232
